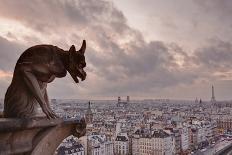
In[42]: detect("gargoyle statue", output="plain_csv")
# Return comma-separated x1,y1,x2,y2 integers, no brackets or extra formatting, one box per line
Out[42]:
4,40,87,119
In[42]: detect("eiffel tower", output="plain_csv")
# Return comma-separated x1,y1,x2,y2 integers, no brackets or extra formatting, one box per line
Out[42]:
211,85,216,106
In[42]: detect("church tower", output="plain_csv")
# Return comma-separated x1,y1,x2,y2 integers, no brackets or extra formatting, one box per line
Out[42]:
127,96,130,103
85,102,93,124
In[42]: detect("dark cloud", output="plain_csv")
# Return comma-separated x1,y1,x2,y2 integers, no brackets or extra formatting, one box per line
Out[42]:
0,36,25,71
86,39,198,96
195,39,232,72
0,0,231,99
0,0,127,36
193,0,232,17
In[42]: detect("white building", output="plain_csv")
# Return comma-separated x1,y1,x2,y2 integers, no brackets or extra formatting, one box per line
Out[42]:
114,132,130,155
190,120,217,148
132,128,173,155
180,127,189,152
87,134,114,155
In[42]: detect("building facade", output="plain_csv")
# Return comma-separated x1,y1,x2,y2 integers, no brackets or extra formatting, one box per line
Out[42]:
132,129,173,155
87,134,114,155
114,132,130,155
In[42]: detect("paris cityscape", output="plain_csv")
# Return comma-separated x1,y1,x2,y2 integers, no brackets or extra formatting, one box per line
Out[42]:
0,0,232,155
1,85,229,155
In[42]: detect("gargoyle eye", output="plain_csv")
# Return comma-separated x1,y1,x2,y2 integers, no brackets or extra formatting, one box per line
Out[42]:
80,61,86,67
78,64,83,68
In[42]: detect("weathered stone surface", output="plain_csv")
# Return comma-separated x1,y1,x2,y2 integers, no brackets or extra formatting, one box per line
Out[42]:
0,117,86,155
0,117,63,132
4,40,87,119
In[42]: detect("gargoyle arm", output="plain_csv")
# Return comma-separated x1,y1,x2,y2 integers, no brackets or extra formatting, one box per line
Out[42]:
20,66,57,119
44,88,58,117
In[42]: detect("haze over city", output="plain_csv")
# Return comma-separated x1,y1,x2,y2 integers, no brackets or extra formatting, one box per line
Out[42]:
0,0,232,100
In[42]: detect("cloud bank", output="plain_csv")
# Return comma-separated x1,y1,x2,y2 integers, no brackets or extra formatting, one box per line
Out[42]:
0,0,231,100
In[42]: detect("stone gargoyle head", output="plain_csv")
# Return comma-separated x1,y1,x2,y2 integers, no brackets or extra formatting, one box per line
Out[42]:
67,40,87,83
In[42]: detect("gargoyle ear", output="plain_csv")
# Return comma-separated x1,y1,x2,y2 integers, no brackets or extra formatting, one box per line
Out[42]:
69,45,76,53
69,45,76,60
79,40,86,54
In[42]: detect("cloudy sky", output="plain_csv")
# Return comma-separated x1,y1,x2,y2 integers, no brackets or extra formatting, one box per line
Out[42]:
0,0,232,100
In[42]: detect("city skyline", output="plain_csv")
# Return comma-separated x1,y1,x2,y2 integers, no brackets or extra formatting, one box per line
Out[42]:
0,0,232,100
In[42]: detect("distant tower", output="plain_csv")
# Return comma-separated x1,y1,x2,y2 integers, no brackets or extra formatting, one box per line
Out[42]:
211,85,216,105
199,99,203,111
117,96,128,108
195,97,199,104
127,96,130,103
85,102,93,124
199,99,202,105
118,96,121,103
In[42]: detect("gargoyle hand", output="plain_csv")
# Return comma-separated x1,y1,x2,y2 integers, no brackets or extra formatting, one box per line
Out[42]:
41,103,58,119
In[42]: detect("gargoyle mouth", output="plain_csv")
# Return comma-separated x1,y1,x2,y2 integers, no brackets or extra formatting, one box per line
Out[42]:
70,68,86,83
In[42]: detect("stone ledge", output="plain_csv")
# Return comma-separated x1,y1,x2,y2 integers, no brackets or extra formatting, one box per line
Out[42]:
0,117,86,155
0,117,63,132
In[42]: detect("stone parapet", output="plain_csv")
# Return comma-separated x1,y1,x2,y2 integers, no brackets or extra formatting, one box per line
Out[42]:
0,117,86,155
